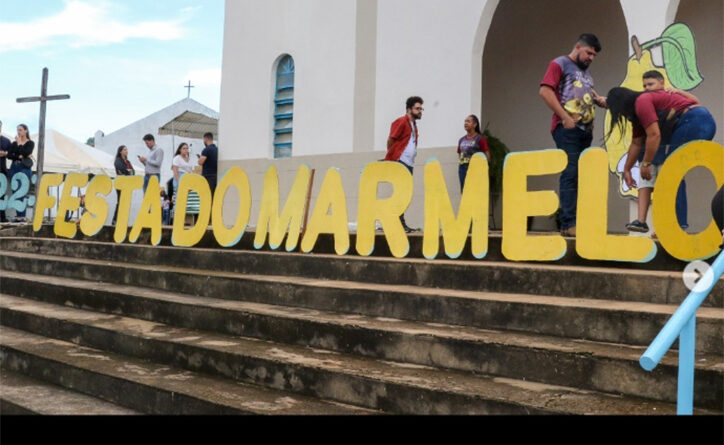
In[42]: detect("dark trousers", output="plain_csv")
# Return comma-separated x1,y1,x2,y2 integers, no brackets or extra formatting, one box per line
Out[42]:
0,170,6,222
458,163,469,193
552,125,592,231
204,175,217,197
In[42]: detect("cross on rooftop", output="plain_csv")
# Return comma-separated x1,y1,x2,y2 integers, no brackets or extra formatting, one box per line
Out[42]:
185,80,195,98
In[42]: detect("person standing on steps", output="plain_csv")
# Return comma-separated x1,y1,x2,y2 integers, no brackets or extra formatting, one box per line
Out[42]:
540,34,607,237
138,134,163,193
113,145,135,225
457,114,489,192
197,132,218,196
385,96,424,233
0,120,11,223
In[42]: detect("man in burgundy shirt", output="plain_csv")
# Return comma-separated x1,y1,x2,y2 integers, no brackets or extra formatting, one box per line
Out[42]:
539,34,607,237
386,96,423,233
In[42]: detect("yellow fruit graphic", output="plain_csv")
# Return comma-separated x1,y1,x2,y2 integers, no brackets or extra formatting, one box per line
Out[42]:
583,93,592,105
574,80,583,88
605,37,672,198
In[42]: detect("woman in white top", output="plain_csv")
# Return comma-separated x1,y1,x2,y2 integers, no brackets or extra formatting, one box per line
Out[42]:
171,143,199,225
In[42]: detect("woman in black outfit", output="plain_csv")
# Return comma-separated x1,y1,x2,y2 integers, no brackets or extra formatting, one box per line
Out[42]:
7,124,34,222
112,145,135,225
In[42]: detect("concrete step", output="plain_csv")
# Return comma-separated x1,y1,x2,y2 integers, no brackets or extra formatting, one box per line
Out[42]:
4,224,690,271
0,297,719,414
1,288,722,408
2,251,722,351
0,369,139,415
0,327,375,415
1,243,719,311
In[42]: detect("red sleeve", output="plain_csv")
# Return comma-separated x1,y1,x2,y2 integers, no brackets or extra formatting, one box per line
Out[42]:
389,117,405,141
479,136,489,154
540,60,563,90
635,94,658,131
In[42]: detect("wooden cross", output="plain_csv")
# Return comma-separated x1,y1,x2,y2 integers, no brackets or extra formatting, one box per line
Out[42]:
16,67,70,190
185,80,195,98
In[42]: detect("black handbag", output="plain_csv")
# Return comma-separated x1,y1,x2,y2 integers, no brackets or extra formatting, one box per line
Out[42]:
21,157,33,169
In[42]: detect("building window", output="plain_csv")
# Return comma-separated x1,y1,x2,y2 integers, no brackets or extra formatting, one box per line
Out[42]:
273,55,295,159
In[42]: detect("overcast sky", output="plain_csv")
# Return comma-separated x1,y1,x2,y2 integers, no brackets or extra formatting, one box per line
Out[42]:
0,0,224,142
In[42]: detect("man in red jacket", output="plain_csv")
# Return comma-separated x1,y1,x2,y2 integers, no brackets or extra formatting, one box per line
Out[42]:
385,96,424,233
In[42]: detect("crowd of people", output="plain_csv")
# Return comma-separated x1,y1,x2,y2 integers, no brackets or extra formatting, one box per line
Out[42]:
114,131,219,227
383,33,722,242
0,124,219,227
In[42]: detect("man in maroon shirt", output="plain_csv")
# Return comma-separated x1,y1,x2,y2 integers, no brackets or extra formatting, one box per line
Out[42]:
539,34,607,237
386,96,423,233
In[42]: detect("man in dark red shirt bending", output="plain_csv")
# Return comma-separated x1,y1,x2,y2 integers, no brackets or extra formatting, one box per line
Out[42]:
385,96,424,233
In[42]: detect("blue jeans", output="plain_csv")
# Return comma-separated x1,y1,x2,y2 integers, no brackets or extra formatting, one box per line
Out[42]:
143,173,160,192
552,125,592,230
8,162,32,218
665,107,717,229
458,163,469,192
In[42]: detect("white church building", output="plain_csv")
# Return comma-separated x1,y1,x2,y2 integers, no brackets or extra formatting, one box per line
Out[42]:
95,98,219,187
217,0,721,231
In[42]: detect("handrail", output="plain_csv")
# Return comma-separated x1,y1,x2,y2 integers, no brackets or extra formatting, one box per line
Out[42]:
639,251,724,415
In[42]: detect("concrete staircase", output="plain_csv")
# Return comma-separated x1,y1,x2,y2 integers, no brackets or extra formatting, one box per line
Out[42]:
1,225,722,415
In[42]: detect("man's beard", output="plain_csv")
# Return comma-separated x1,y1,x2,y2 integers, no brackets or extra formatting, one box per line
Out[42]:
575,57,590,70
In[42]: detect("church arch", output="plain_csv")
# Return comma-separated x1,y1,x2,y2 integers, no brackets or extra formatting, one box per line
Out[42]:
478,0,628,230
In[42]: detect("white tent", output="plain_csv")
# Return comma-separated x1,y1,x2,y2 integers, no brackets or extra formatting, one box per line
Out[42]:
30,129,145,176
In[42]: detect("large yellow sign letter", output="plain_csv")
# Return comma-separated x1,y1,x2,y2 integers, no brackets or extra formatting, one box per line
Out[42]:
33,173,63,231
254,164,311,251
212,167,252,247
653,141,724,261
171,174,212,247
423,154,488,259
113,175,143,243
576,148,656,262
356,162,413,258
502,150,567,261
80,175,112,237
55,173,89,239
129,175,163,245
301,168,350,255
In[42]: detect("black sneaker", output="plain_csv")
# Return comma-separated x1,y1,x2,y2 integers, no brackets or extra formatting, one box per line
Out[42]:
403,224,419,234
626,220,649,233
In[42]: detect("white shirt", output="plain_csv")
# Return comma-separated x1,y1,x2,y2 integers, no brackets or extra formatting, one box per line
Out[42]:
398,119,417,167
172,154,196,176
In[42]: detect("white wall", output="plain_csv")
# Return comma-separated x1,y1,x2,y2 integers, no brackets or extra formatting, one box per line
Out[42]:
374,0,495,152
219,0,358,160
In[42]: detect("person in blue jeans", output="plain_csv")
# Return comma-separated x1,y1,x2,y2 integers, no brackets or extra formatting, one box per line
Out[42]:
608,86,716,233
539,34,607,236
642,70,700,229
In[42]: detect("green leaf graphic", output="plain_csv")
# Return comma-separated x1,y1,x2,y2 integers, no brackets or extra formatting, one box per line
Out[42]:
659,23,703,90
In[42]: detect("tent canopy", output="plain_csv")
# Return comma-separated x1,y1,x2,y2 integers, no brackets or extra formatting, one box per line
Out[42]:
158,110,219,139
30,129,145,177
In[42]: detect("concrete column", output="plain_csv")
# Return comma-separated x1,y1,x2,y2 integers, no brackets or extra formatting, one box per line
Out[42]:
353,0,378,153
